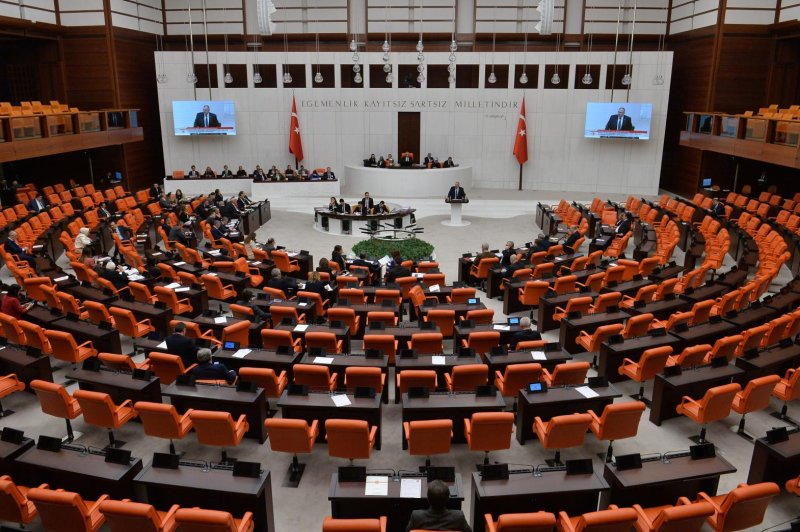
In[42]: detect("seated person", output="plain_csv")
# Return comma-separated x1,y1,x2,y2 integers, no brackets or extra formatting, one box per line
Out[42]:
253,165,266,181
310,168,322,181
475,243,494,262
298,165,309,179
220,165,233,177
406,480,472,532
203,166,216,178
385,256,411,283
330,245,347,271
562,226,582,253
327,197,338,211
400,152,413,167
352,253,381,276
710,198,725,216
324,166,336,180
377,155,385,167
304,271,329,302
335,199,351,214
510,317,542,348
236,191,252,210
430,158,441,168
317,257,334,278
97,202,112,219
284,165,296,179
374,200,390,214
187,165,200,178
263,237,276,257
189,348,236,384
443,156,456,168
384,154,394,167
501,241,517,267
1,284,33,319
266,165,283,181
367,154,377,166
74,227,93,253
503,254,526,276
210,220,226,241
27,194,47,213
169,221,191,246
236,165,248,177
423,152,435,166
166,322,198,367
234,293,270,322
4,230,36,268
101,261,129,290
268,268,297,296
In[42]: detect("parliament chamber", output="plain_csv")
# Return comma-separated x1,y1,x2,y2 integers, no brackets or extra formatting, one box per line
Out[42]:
1,1,800,531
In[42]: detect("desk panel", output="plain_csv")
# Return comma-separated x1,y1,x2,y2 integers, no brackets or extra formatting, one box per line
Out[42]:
343,165,472,198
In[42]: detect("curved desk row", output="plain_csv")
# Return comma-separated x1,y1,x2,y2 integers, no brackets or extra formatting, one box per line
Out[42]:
314,207,416,237
163,177,340,199
343,165,472,198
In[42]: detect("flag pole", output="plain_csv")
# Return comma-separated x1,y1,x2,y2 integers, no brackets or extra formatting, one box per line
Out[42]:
518,164,523,191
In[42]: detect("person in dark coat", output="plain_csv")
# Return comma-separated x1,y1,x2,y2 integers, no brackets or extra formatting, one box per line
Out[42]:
165,322,198,368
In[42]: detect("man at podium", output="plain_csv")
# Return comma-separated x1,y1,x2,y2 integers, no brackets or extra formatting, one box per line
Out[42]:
447,181,466,201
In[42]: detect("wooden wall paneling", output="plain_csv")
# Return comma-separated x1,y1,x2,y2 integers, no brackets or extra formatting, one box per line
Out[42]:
61,33,115,110
768,38,800,107
711,33,771,113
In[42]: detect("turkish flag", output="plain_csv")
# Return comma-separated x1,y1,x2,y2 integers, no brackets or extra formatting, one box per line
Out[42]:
513,97,528,165
289,95,304,162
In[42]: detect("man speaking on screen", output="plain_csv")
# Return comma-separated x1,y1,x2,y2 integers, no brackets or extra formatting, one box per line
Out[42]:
193,104,221,128
604,107,634,131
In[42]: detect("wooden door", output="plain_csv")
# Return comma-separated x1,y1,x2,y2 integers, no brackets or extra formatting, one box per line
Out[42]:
398,112,421,164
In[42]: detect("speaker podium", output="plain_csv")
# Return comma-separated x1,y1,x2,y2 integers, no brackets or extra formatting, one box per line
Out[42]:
443,197,470,227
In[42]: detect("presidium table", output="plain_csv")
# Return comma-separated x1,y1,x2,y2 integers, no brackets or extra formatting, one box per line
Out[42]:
343,165,472,198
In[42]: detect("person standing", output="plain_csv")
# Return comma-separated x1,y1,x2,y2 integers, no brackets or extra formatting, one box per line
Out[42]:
447,181,465,201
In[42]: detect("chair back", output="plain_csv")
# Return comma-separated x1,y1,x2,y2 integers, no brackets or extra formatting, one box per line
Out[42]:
697,383,742,423
492,511,557,531
0,314,25,345
593,292,621,313
148,353,190,385
98,353,136,372
592,402,646,441
424,310,455,337
0,476,36,524
519,281,549,305
405,419,452,457
239,368,287,397
449,287,476,304
305,332,340,353
735,375,781,414
22,277,54,303
449,364,488,391
174,508,252,532
708,334,743,363
221,321,250,347
550,362,590,386
18,320,51,354
129,282,154,303
410,333,444,354
540,413,593,449
465,308,494,325
466,331,500,355
552,275,578,295
715,482,780,532
649,501,714,532
189,411,246,447
293,364,334,389
30,380,81,419
345,367,384,392
322,517,385,532
85,300,114,325
261,329,298,351
73,389,122,428
109,307,142,337
99,500,167,532
133,401,190,441
339,288,366,304
636,346,673,380
622,313,653,338
366,311,397,327
326,419,374,460
397,370,437,394
26,489,97,532
328,308,358,330
498,364,542,397
573,507,638,531
468,412,515,452
736,324,770,356
264,418,316,454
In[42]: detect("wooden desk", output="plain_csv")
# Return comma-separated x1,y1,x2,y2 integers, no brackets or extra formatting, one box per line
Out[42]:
559,311,630,354
599,334,683,383
669,320,739,350
50,317,123,353
516,385,622,444
211,348,303,379
368,325,433,350
66,368,162,404
471,469,609,532
600,278,654,298
330,303,401,339
298,353,389,403
649,263,686,282
623,297,692,321
0,437,34,478
135,463,275,532
111,300,174,336
723,305,780,332
747,431,800,485
0,345,53,388
151,282,208,317
395,354,484,402
457,257,474,284
537,291,599,333
485,348,572,375
401,391,506,448
679,283,730,304
735,342,800,379
62,284,118,306
274,323,351,354
418,303,487,322
649,365,745,425
277,390,382,449
163,383,268,443
239,208,260,235
14,446,143,499
764,290,800,313
329,473,464,532
25,305,65,328
603,454,736,507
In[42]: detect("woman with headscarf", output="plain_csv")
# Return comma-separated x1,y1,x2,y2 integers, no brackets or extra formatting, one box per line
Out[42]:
74,227,93,253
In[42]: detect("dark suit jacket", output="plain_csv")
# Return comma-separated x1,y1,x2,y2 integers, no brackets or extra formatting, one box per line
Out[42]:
100,269,128,290
210,226,225,241
221,203,240,219
359,197,374,211
4,239,25,256
268,277,296,296
615,219,632,235
166,334,198,368
711,203,725,216
330,253,346,271
447,186,465,200
386,265,411,283
26,198,46,212
190,362,235,383
193,112,221,128
501,248,516,267
605,114,634,131
236,170,248,177
335,203,350,214
512,329,543,348
406,508,472,532
220,170,233,177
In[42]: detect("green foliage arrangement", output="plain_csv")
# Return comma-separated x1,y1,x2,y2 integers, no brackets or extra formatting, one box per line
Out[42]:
351,238,435,261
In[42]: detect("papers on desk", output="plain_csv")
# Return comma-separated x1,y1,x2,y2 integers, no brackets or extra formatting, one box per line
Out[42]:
287,252,299,257
151,252,163,257
364,476,388,496
53,276,69,282
411,272,424,278
213,316,227,324
175,287,191,293
206,272,219,277
400,478,422,498
173,261,186,266
156,341,168,349
493,325,511,331
331,394,352,408
531,351,547,361
232,349,252,359
313,356,334,365
429,284,440,292
294,324,309,332
298,283,306,290
208,249,221,256
431,356,446,366
495,253,504,258
378,255,392,266
128,274,145,281
325,284,334,292
298,302,308,307
165,282,181,289
575,386,599,398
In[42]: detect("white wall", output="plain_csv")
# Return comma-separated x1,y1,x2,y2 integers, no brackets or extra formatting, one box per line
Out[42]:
156,50,672,195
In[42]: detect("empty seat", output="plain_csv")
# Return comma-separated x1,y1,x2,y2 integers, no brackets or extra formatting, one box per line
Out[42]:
485,511,557,532
264,418,318,486
174,508,254,532
534,413,593,465
464,412,515,465
27,487,108,532
73,390,137,448
325,419,377,464
588,401,646,462
676,383,741,443
188,410,249,463
693,482,780,532
133,401,193,455
444,364,488,392
99,499,179,532
403,419,452,468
